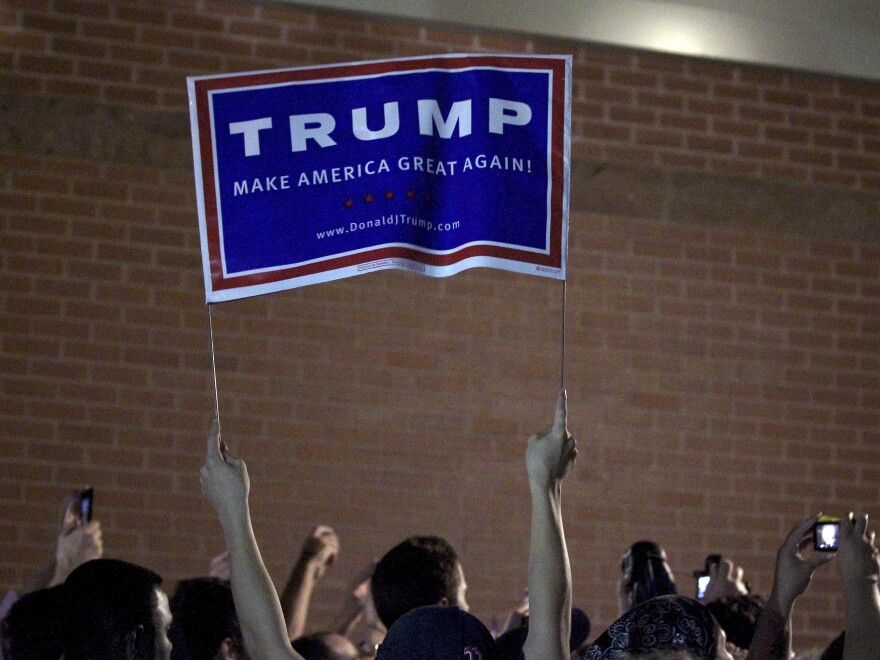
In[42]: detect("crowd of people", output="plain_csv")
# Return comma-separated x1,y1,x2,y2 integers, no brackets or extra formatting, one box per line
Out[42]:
1,391,878,659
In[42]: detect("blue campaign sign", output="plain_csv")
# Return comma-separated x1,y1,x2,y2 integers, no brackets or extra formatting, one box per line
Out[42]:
188,54,571,302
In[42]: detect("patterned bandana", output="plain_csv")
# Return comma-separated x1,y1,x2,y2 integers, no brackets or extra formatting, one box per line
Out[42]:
582,596,720,660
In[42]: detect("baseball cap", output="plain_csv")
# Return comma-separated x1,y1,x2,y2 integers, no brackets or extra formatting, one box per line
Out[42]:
376,605,496,660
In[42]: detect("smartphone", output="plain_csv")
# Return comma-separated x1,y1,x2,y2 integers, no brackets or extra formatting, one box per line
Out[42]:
814,515,840,551
695,573,710,599
79,488,94,523
693,554,722,599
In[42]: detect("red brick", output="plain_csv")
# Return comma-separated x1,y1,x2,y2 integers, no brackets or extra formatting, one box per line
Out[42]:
789,147,833,167
227,18,282,40
662,75,709,94
712,118,759,139
812,171,858,188
837,153,880,172
813,95,857,114
738,141,784,160
608,105,656,125
104,83,158,105
77,58,131,81
22,12,77,34
607,145,658,165
116,4,168,25
196,34,255,57
42,77,102,97
765,126,810,144
687,134,733,154
657,151,707,170
789,110,833,130
51,34,108,58
636,90,684,110
838,79,880,99
760,163,808,182
0,30,50,50
687,97,734,116
763,89,809,107
714,82,759,101
739,104,786,123
660,112,708,131
608,69,658,88
18,52,73,75
838,118,879,135
581,83,632,104
51,0,109,17
79,18,135,40
109,43,164,65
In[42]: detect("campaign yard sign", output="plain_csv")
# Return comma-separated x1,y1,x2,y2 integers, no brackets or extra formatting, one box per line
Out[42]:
188,54,571,303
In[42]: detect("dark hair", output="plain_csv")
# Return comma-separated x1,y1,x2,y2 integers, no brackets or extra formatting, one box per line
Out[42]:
169,577,244,660
371,536,462,628
705,594,765,651
63,558,163,660
0,587,66,659
620,541,677,610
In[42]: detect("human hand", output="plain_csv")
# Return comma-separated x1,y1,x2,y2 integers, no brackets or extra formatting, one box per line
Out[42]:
336,560,378,635
299,525,340,580
52,520,103,584
768,514,834,617
348,560,376,607
199,418,250,524
209,550,231,581
500,593,531,633
837,513,880,587
58,490,84,536
703,558,750,603
526,389,577,488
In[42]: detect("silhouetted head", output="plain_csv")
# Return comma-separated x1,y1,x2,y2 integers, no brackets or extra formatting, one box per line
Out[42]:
705,594,764,651
63,558,171,660
169,577,246,660
372,535,467,629
620,541,677,611
0,587,66,659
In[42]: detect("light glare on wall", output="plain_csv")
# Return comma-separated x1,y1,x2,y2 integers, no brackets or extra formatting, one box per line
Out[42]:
645,23,706,56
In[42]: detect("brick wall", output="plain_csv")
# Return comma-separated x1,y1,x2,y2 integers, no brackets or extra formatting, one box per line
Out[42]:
2,0,880,652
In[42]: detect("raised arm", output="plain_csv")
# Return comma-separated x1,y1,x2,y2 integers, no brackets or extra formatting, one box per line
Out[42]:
20,493,103,594
333,559,378,638
523,390,577,660
747,515,833,660
199,419,303,660
702,558,749,604
279,525,339,640
836,513,880,660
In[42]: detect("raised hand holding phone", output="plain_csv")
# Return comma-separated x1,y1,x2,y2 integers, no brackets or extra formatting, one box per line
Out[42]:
51,489,103,586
